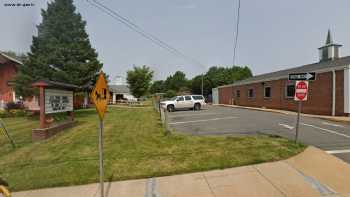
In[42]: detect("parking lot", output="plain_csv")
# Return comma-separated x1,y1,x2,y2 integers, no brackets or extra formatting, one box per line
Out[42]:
168,105,350,163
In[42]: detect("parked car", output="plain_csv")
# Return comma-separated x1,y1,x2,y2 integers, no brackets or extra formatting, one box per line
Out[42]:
160,95,206,112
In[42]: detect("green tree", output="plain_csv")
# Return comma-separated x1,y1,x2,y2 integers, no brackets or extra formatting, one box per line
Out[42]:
15,0,102,97
150,80,165,94
164,71,188,91
127,65,154,98
191,66,252,96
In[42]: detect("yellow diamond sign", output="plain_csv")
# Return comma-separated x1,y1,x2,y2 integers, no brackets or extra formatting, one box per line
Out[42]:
91,72,110,120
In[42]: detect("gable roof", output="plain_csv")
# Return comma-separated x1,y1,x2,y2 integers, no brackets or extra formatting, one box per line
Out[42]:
109,85,130,94
219,56,350,88
0,52,23,65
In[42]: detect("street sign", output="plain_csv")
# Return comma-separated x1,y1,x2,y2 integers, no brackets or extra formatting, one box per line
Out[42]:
90,71,110,197
91,72,110,120
289,72,316,81
294,81,309,101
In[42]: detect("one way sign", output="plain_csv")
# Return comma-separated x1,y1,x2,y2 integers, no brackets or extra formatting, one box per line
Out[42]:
288,72,316,81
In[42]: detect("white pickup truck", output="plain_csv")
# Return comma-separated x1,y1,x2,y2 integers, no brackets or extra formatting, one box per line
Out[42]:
160,95,206,112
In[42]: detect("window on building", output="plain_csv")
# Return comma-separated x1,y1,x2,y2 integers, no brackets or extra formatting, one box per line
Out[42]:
286,84,295,98
185,96,192,101
248,89,254,98
264,87,271,98
236,90,240,98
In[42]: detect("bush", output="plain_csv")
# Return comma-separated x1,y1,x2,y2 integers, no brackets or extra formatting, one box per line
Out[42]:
0,177,9,186
8,109,26,117
164,90,177,98
5,102,24,111
0,109,26,118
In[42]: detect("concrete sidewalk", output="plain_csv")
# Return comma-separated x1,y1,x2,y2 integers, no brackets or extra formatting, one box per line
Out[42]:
13,147,350,197
218,104,350,124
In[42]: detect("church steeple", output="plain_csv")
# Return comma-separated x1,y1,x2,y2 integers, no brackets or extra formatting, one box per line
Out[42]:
325,29,333,45
318,30,342,62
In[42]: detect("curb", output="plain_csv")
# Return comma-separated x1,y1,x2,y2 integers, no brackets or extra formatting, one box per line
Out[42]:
215,104,350,124
216,104,292,115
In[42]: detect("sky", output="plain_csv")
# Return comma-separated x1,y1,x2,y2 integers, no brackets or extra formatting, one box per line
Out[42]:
1,0,350,81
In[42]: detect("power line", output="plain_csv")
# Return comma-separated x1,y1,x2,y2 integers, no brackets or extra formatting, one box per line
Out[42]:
86,0,206,69
233,0,241,66
86,0,206,95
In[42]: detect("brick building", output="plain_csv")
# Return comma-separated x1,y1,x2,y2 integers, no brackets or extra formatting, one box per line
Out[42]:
215,31,350,116
0,52,23,108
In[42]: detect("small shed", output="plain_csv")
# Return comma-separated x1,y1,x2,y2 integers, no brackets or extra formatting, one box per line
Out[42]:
109,85,136,103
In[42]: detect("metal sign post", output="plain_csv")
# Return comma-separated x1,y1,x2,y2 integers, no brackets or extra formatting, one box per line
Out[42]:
295,101,302,143
98,118,104,197
91,72,110,197
294,80,309,143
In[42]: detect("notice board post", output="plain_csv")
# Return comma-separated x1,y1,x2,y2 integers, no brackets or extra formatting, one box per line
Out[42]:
32,80,78,141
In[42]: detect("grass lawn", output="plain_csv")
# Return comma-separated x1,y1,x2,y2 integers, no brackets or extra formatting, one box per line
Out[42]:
0,106,305,191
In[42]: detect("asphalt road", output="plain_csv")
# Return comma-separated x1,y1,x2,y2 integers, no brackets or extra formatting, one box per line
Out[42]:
167,105,350,163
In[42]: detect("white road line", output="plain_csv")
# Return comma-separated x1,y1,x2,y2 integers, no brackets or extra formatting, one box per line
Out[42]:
169,116,238,125
170,113,220,118
279,123,294,130
301,123,350,139
322,121,345,128
326,149,350,154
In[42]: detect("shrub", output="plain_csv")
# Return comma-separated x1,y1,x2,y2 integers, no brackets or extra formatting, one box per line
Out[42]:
0,178,9,186
8,109,26,117
164,90,177,98
0,109,26,118
5,102,24,111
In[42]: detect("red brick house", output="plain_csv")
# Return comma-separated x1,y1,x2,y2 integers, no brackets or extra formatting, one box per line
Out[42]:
215,31,350,117
0,52,23,108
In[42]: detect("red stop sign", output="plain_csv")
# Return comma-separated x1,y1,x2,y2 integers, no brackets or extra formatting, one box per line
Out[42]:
294,81,309,101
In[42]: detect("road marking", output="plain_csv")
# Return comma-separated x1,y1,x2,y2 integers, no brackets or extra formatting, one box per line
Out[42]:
170,113,220,118
322,121,345,128
279,123,294,130
169,116,238,125
326,149,350,154
301,123,350,139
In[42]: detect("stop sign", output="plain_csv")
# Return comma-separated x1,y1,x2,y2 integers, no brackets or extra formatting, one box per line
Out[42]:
294,81,309,101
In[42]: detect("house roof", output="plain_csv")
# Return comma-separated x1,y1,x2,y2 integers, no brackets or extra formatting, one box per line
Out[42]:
0,52,23,65
219,55,350,88
109,85,130,94
32,80,80,91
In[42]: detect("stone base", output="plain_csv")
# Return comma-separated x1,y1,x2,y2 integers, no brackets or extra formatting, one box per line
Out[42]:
32,120,76,141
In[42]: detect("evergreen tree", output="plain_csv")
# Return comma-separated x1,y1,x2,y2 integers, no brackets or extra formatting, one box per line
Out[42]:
15,0,102,97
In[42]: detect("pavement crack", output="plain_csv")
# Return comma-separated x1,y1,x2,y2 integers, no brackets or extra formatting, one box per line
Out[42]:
202,173,217,197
